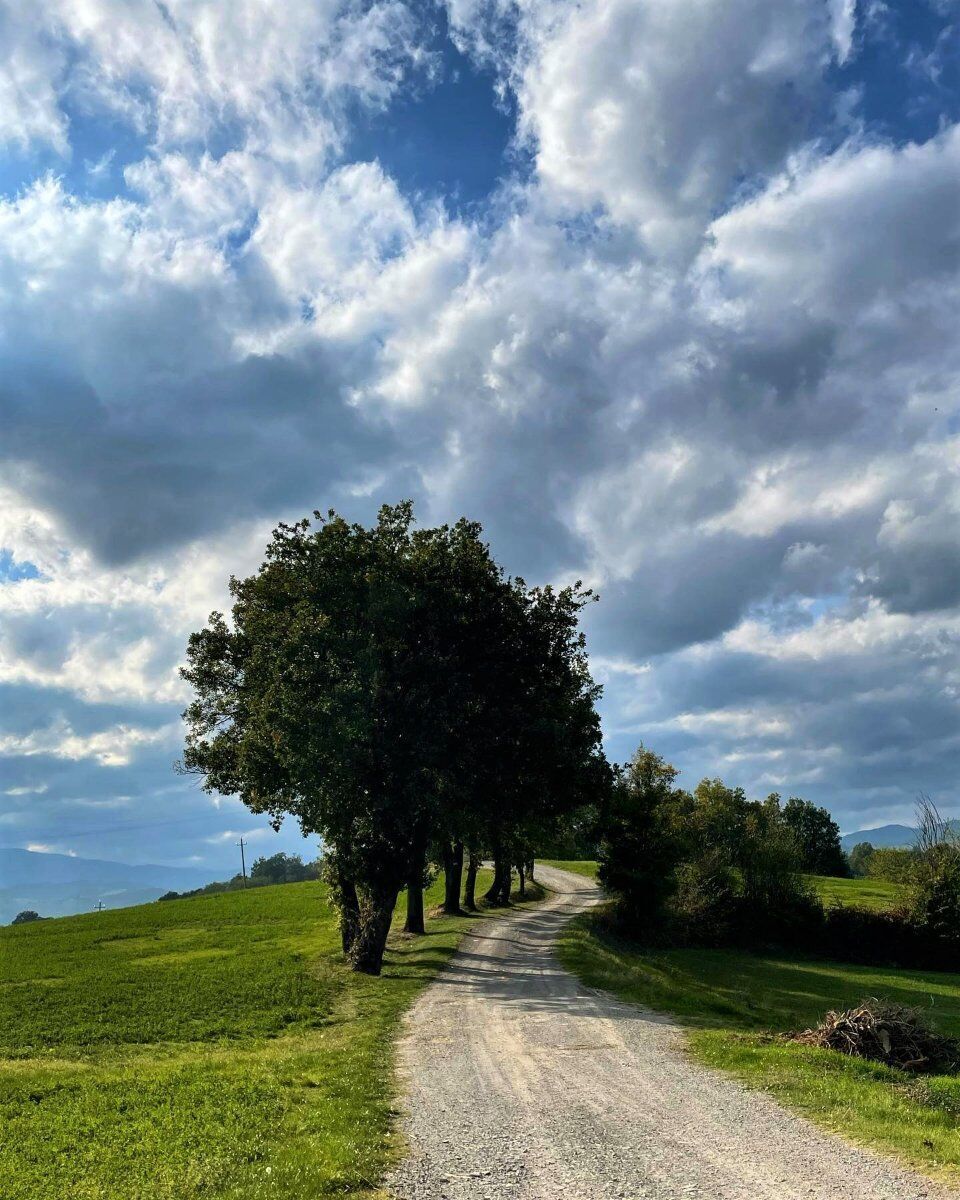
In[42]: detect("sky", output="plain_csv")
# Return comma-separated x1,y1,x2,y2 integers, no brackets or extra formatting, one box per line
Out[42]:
0,0,958,873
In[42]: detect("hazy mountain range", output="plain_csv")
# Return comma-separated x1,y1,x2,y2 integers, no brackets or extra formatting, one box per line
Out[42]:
0,849,217,924
839,822,960,851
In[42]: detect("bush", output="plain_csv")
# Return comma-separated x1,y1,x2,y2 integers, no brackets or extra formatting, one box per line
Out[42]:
867,847,917,884
598,747,684,934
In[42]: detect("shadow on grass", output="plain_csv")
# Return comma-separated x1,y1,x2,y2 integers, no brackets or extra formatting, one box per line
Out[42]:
560,909,960,1038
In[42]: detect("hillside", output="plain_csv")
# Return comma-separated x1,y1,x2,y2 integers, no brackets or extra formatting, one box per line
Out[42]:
0,869,498,1199
839,824,917,851
0,848,217,923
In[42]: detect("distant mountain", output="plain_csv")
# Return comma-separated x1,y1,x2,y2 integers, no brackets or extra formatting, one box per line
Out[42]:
0,849,217,924
840,824,916,851
840,820,960,852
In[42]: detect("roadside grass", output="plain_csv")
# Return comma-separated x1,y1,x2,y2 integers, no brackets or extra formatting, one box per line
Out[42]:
557,910,960,1182
0,868,525,1200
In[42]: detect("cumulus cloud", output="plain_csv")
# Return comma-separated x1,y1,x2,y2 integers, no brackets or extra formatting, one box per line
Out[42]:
0,0,958,852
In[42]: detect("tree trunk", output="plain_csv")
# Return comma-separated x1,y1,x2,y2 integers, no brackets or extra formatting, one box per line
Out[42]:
404,839,426,935
442,841,464,914
526,858,535,882
485,854,512,906
350,884,400,975
517,862,526,898
463,850,479,911
336,868,361,956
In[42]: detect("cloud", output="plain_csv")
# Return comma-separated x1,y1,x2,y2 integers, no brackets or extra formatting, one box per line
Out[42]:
0,0,959,852
0,1,429,160
469,0,847,257
0,719,178,767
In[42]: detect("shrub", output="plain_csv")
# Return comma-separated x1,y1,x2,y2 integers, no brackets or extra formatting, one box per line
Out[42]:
868,847,917,884
598,747,684,934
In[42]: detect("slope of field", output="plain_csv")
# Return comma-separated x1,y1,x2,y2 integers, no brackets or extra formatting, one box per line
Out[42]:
558,912,960,1183
0,872,500,1200
808,874,906,911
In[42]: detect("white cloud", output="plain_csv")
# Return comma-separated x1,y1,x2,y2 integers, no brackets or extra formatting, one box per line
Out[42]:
0,0,958,838
0,1,426,161
0,720,178,767
510,0,843,256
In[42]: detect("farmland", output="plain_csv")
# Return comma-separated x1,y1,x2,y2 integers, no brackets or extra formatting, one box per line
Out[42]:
0,872,504,1200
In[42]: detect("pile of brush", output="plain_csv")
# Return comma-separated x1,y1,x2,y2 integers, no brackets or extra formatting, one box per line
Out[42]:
792,998,960,1074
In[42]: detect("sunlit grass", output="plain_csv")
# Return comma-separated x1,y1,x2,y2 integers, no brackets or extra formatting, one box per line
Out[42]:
806,874,906,912
558,908,960,1183
0,870,523,1199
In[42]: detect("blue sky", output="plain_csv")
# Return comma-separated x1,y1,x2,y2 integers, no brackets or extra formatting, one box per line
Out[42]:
0,0,959,873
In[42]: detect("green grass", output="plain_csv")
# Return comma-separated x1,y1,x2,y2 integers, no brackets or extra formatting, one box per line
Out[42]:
0,869,531,1200
558,910,960,1183
539,864,907,912
807,873,906,912
540,859,598,880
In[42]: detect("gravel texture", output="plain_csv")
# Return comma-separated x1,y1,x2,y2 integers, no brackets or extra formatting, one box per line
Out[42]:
387,864,956,1200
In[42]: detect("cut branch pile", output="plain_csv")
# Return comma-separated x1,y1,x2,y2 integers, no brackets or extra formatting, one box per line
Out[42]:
791,998,960,1074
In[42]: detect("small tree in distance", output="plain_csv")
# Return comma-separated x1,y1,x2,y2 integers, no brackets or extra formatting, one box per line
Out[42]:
848,841,875,877
12,910,41,924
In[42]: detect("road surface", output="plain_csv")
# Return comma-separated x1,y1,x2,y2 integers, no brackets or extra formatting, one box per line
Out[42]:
387,863,953,1200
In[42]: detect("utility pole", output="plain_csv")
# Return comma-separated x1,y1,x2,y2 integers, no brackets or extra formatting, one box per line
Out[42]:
94,901,104,912
237,837,247,886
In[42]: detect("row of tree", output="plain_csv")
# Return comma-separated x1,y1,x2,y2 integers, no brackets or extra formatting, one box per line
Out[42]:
180,502,879,973
599,752,960,968
158,852,321,900
181,504,609,973
598,747,847,943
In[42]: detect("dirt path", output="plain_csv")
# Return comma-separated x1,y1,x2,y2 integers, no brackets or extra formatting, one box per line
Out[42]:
387,864,954,1200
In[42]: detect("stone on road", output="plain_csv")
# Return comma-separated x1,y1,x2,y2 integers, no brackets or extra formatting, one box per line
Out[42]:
387,864,955,1200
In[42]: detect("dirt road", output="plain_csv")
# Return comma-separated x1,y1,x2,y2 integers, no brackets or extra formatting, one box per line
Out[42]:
387,863,953,1200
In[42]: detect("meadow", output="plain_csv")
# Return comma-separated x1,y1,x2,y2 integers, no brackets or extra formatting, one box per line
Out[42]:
0,871,507,1200
549,861,960,1182
543,860,907,912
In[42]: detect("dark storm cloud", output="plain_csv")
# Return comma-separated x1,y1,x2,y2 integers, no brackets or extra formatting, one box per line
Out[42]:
0,352,397,564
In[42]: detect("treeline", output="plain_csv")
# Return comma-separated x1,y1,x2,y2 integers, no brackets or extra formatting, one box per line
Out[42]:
158,852,321,901
601,749,960,972
181,504,608,974
848,842,918,883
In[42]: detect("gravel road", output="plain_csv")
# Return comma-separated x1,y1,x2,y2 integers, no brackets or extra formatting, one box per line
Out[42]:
387,863,955,1200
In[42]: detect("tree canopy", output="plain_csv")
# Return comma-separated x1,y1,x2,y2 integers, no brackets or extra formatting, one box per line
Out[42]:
181,502,608,972
779,795,849,877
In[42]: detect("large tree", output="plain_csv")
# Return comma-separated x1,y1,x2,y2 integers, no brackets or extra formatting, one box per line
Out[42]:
779,795,849,877
181,503,608,973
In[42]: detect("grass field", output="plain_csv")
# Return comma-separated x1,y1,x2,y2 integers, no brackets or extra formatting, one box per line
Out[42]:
542,860,906,914
0,869,521,1200
558,912,960,1182
806,874,906,911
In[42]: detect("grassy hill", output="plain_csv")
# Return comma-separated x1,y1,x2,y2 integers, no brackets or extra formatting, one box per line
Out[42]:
806,873,906,911
0,871,500,1199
